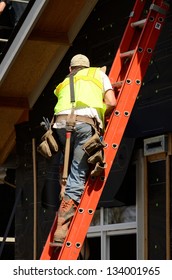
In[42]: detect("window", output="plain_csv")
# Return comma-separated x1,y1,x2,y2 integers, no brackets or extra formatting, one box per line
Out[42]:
87,206,136,260
85,151,145,260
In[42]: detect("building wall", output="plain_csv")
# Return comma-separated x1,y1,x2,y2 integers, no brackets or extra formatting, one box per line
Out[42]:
1,0,172,259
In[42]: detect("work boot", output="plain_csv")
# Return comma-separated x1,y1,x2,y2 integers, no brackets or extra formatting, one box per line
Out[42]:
50,195,77,247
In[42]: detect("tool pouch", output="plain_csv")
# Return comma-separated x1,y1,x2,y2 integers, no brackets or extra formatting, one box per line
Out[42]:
87,149,103,165
91,161,107,177
42,129,58,152
88,149,106,177
37,129,58,158
37,139,52,158
83,132,107,176
82,132,106,156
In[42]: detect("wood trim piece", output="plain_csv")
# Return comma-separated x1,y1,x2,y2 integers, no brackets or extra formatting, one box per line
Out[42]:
144,156,148,259
145,137,171,260
147,152,166,162
166,155,170,259
168,133,172,155
29,31,70,45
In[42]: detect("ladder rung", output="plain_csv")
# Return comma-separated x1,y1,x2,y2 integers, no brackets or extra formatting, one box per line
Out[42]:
120,50,134,58
11,0,29,3
131,18,146,28
0,38,8,42
150,3,169,15
112,81,123,89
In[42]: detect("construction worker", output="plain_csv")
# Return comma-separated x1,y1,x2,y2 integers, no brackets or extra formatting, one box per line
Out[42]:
51,54,116,246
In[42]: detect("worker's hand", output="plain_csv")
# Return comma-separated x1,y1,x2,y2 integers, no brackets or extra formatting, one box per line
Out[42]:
0,2,6,15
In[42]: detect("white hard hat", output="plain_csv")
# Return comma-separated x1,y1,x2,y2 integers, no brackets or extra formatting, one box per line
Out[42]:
70,54,90,68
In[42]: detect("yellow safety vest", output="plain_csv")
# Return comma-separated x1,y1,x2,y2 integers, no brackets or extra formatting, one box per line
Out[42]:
54,67,106,122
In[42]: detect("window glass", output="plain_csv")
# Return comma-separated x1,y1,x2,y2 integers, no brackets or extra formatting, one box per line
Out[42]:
104,205,136,224
110,234,136,260
91,208,100,226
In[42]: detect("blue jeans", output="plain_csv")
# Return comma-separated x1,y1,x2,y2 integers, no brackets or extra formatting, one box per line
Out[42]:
55,123,93,203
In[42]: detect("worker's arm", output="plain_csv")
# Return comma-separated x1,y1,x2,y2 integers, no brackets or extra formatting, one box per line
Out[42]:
101,70,117,116
104,89,117,116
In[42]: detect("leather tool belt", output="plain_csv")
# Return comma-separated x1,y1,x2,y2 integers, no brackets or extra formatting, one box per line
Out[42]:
55,114,95,127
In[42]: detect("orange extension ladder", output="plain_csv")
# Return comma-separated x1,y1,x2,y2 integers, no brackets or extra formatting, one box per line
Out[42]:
40,0,170,260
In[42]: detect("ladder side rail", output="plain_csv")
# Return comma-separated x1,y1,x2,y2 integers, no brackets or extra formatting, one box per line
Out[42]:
57,0,169,260
109,0,146,85
122,0,169,92
109,0,169,116
40,214,58,260
109,0,169,86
